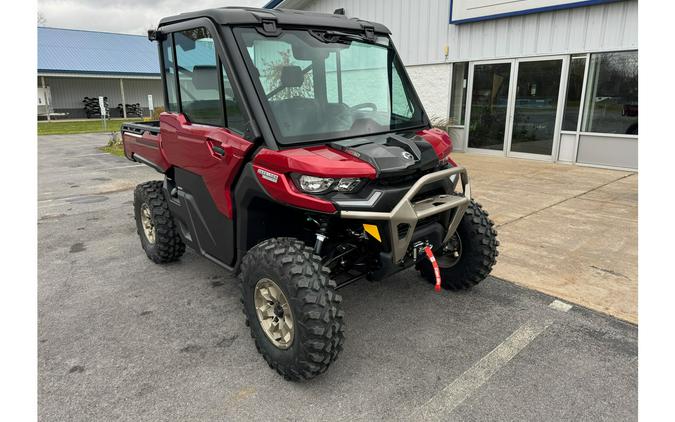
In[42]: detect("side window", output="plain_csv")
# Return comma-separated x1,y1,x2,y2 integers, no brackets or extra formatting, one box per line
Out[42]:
174,27,223,126
161,36,178,112
392,65,413,119
221,65,246,134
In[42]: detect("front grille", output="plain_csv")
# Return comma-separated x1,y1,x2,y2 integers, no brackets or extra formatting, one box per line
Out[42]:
377,166,439,187
417,213,441,228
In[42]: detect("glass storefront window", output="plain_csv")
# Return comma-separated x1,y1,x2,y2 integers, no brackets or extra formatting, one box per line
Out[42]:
561,56,586,131
449,62,468,126
582,51,638,135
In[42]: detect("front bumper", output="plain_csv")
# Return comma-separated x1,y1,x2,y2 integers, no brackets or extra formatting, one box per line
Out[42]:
340,166,471,263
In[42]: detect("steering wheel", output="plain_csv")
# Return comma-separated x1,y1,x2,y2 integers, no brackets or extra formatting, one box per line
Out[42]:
350,102,378,112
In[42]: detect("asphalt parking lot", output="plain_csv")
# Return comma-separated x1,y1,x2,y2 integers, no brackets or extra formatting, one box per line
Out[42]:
38,134,637,421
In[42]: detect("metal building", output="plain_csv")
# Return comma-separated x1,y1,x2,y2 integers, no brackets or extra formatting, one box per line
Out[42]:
264,0,638,170
37,27,164,120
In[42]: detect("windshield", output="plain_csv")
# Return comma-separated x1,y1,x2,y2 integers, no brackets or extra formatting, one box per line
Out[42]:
234,28,427,145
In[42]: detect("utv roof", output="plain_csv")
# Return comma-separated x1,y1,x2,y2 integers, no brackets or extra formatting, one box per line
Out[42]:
158,7,391,34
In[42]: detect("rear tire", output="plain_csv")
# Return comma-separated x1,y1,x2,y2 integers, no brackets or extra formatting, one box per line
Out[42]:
240,237,345,381
418,199,499,290
133,181,185,264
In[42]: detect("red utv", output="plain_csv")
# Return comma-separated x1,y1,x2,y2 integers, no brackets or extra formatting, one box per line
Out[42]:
122,7,498,381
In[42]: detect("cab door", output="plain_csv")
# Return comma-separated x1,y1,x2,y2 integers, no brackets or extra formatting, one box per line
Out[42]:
158,26,253,267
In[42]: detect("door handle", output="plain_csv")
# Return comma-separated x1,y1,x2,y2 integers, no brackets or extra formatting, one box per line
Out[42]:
212,145,226,156
207,137,228,158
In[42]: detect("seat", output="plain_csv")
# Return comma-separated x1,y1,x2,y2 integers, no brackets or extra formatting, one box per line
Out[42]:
269,97,320,137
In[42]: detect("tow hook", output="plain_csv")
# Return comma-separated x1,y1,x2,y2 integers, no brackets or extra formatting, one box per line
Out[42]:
411,241,427,262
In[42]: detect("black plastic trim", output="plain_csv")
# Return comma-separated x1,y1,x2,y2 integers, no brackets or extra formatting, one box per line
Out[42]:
132,153,164,174
169,167,236,266
159,7,391,34
121,121,160,135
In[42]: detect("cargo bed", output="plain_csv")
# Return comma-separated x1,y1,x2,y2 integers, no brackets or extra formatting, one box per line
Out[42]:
121,121,168,173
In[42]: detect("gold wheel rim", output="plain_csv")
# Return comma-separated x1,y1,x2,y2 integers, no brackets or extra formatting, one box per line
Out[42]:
438,233,462,268
254,278,294,349
140,203,156,244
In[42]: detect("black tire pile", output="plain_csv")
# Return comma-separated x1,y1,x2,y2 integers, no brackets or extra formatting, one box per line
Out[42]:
117,103,143,117
82,96,110,118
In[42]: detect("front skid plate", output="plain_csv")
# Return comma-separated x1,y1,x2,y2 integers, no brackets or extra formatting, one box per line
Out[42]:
340,166,471,263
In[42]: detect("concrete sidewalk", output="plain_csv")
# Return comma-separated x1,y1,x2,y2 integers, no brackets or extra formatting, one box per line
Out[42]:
455,153,637,323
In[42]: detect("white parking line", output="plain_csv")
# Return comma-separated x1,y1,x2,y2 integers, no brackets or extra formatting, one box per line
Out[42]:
411,319,553,420
549,299,573,312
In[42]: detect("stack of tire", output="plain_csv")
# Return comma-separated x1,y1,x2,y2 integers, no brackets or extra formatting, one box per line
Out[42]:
82,96,110,118
117,103,143,118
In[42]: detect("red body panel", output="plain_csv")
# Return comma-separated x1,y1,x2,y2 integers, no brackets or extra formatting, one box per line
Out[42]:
252,165,337,214
417,128,454,160
254,146,377,179
122,129,170,172
252,145,377,214
159,113,254,218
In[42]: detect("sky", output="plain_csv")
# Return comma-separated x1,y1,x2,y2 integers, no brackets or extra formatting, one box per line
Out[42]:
38,0,268,35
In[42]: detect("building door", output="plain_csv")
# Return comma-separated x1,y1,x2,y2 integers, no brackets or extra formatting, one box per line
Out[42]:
506,57,566,160
465,61,512,155
464,56,568,160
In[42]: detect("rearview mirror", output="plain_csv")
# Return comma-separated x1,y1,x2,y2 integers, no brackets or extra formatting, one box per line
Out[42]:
292,42,329,61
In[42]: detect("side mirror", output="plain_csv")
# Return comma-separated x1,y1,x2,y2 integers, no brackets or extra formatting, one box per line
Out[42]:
147,29,166,42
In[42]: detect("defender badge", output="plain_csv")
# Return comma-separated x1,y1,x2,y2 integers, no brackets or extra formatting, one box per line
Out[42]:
257,168,279,183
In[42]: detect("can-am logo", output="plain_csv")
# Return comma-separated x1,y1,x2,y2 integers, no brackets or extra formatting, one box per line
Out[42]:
401,151,414,160
257,168,279,183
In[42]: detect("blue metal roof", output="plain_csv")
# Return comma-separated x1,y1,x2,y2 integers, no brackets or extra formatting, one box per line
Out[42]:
38,27,160,76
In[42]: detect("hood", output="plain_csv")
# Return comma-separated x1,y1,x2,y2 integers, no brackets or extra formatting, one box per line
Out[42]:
329,133,441,178
253,129,453,180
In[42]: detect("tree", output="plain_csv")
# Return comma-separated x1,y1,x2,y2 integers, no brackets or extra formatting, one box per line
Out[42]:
261,50,313,100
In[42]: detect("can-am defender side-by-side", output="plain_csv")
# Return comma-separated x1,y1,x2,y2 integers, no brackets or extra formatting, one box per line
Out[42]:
122,7,498,381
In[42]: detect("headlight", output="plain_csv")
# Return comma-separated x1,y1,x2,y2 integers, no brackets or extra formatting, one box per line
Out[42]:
335,178,361,192
296,175,335,193
292,174,362,194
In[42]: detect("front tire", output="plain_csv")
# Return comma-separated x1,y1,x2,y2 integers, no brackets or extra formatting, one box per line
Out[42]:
240,238,345,381
133,181,185,264
418,199,499,290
